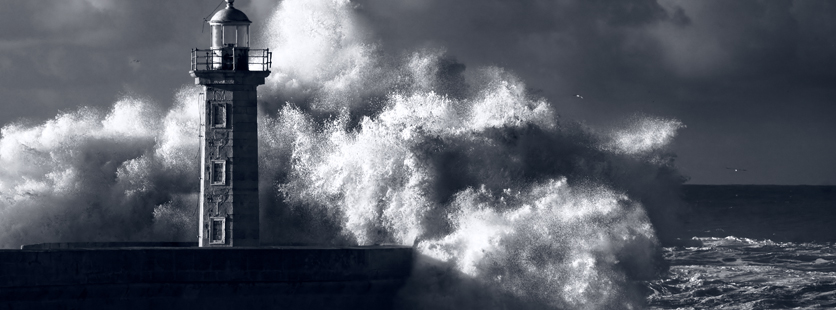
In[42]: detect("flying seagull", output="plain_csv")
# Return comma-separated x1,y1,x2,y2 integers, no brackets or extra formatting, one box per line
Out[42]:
575,94,584,99
725,167,747,172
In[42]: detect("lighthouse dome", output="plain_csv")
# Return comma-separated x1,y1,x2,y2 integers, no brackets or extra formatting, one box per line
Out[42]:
209,0,251,25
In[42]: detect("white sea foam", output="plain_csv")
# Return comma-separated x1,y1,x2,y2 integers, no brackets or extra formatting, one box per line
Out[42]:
0,88,200,245
605,115,684,156
257,2,685,308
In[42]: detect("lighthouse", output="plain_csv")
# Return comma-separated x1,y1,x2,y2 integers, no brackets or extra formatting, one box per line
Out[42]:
190,0,271,247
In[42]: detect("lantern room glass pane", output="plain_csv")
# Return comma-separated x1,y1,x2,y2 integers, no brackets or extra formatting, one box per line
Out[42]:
223,25,237,46
237,25,249,47
211,25,223,48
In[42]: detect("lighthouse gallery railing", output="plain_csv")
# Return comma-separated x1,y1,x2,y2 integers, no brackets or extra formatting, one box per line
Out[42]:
191,48,272,72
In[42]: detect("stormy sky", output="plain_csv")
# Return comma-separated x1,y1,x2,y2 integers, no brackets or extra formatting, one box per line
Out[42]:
1,0,834,185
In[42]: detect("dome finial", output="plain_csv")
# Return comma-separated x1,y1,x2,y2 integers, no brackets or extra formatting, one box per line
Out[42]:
208,0,251,24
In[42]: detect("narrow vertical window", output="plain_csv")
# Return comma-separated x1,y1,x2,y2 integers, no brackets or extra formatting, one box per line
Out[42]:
211,161,226,185
212,103,227,128
210,217,225,244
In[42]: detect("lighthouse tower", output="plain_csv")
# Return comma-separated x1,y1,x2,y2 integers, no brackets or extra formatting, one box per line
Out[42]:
190,0,271,247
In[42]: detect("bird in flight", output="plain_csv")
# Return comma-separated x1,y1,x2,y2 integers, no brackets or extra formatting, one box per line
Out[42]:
575,94,584,99
725,167,747,172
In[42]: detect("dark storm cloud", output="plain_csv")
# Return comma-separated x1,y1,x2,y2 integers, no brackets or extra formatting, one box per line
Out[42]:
1,0,835,184
353,0,836,184
0,0,228,125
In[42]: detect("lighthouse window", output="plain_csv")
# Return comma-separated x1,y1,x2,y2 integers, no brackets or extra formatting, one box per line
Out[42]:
211,161,226,185
210,217,225,244
212,103,227,128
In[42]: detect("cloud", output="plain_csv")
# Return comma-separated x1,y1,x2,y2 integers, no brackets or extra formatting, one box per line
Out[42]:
652,0,800,78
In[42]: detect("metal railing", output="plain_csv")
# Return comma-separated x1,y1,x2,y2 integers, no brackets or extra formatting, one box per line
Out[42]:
191,47,272,72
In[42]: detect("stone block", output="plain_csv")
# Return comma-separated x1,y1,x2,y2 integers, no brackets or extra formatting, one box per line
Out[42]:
192,250,210,267
245,254,263,271
124,269,142,283
151,271,173,283
208,255,225,271
139,271,152,282
234,121,258,130
231,138,257,148
154,250,174,272
232,203,259,215
233,100,257,109
226,180,256,189
174,251,194,272
231,91,250,101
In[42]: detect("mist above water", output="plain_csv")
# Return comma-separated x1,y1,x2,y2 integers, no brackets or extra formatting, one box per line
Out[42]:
0,0,687,308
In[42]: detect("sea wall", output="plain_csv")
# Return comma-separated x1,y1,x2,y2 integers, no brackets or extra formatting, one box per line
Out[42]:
0,246,413,309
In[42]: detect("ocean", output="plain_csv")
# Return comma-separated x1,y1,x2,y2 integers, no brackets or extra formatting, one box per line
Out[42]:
648,185,836,309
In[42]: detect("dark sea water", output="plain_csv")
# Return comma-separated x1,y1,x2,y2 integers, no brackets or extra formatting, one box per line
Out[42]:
647,185,836,309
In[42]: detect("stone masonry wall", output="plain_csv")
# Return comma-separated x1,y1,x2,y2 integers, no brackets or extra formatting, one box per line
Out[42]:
195,70,266,247
0,246,413,309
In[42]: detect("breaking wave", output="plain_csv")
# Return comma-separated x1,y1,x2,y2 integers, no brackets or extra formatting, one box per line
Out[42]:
0,0,689,308
0,90,200,245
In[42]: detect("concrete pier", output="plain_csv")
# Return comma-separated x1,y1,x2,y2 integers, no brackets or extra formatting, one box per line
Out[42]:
0,245,413,309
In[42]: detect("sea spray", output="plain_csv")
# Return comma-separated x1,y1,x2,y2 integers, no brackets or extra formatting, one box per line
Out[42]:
606,116,684,156
0,89,200,246
255,1,686,308
415,180,657,308
261,65,674,307
260,0,389,112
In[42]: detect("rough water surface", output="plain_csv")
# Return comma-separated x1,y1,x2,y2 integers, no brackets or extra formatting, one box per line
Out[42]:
649,237,836,309
648,185,836,309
